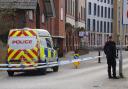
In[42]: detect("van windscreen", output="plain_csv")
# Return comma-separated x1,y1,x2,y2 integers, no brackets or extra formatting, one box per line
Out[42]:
8,36,37,50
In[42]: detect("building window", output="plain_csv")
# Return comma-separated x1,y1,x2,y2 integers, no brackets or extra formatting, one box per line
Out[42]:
67,0,70,13
111,0,113,4
87,19,90,31
107,22,109,33
68,0,70,14
100,21,103,32
71,0,72,15
84,8,86,20
104,0,106,3
28,10,33,20
94,3,97,16
108,7,110,18
105,7,107,18
93,19,96,31
88,2,92,15
104,21,106,33
79,12,80,21
69,0,72,15
83,7,85,19
97,21,99,32
61,8,64,20
111,22,113,33
111,8,113,19
101,6,103,17
81,6,82,19
42,14,45,23
97,5,100,17
73,1,75,16
107,0,110,4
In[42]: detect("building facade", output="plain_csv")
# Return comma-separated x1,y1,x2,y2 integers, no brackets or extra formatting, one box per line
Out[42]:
65,0,86,51
86,0,114,47
0,0,66,56
26,0,66,57
2,0,123,55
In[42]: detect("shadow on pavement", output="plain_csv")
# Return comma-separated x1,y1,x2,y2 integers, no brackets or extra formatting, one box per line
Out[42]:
14,70,53,77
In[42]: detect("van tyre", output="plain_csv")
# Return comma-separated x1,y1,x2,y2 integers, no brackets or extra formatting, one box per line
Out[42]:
7,71,14,77
53,66,59,72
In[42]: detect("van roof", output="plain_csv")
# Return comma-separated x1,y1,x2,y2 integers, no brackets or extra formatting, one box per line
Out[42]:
10,28,51,37
35,29,51,37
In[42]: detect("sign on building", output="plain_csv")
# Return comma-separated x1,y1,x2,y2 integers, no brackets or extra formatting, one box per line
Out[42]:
123,0,128,24
79,31,85,37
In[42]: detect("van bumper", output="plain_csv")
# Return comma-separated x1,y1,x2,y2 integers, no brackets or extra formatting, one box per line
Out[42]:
0,62,59,71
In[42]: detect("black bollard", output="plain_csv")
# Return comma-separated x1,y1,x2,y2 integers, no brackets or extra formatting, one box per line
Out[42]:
98,51,101,63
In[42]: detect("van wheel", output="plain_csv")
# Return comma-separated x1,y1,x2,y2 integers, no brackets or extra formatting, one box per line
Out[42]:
53,66,59,72
39,68,47,75
7,71,14,77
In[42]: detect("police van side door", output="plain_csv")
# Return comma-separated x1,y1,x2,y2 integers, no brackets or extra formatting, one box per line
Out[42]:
40,37,47,62
45,37,55,62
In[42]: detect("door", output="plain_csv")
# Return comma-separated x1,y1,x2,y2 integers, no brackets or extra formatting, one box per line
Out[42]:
40,37,56,62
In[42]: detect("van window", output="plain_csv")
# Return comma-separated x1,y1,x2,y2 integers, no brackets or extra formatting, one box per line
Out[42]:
46,38,52,48
40,37,53,48
40,37,47,48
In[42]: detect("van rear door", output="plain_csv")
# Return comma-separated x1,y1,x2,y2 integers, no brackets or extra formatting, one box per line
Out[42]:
7,30,38,64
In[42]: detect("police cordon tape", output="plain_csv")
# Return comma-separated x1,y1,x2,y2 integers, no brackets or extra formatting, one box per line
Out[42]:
0,56,103,71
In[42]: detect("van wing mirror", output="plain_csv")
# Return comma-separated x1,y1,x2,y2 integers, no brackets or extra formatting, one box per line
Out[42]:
53,46,59,50
53,46,57,50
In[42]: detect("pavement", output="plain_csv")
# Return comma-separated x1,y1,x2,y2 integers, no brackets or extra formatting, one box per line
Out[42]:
86,51,128,89
60,50,128,89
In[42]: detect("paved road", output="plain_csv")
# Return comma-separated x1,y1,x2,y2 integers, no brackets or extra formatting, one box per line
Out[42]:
0,51,128,89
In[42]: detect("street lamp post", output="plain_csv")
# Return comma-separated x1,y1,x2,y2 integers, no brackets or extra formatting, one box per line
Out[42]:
119,25,124,78
118,0,126,78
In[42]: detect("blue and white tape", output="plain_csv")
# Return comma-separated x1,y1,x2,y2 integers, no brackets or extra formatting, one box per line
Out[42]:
0,56,103,71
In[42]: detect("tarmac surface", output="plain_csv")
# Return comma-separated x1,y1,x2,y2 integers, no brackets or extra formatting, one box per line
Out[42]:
0,51,127,89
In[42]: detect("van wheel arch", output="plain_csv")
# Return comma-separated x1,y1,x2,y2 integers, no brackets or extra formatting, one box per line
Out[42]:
7,71,14,77
38,68,47,75
52,66,59,72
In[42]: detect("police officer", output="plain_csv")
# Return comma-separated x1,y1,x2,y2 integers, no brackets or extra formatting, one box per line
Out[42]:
104,36,118,79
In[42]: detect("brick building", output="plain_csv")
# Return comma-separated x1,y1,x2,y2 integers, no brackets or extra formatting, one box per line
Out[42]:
0,0,38,43
65,0,86,52
0,0,88,56
0,0,66,56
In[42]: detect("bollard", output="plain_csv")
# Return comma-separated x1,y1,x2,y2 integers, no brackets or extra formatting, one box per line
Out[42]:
98,51,101,63
73,50,80,69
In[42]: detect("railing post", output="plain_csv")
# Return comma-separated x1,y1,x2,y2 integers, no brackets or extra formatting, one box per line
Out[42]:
98,51,101,63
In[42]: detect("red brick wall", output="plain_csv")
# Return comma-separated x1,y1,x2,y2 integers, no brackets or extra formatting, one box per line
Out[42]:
38,0,47,29
26,10,36,29
50,0,66,37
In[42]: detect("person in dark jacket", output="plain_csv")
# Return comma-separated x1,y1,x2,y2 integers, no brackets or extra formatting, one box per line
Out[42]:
104,36,118,79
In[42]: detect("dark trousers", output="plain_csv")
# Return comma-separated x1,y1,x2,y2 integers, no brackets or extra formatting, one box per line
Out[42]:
107,58,116,77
